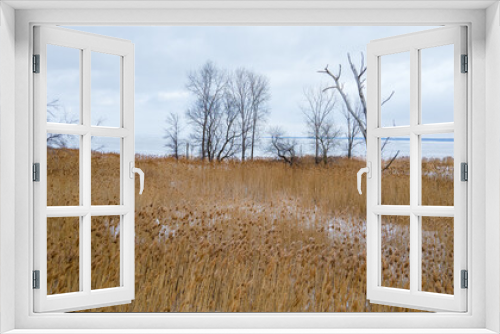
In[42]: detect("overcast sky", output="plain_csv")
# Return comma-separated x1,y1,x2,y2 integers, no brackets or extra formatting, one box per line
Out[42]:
48,25,454,156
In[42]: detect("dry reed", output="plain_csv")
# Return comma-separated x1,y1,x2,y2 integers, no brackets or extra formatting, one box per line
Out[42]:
46,149,454,312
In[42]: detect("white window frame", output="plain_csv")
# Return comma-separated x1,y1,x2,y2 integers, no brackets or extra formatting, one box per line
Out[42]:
365,26,468,312
1,1,499,333
33,25,136,313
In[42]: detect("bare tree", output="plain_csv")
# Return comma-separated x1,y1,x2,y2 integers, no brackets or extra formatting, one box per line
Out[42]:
185,61,226,160
319,121,341,164
268,126,298,166
185,63,270,161
164,112,183,159
301,86,337,164
227,68,253,161
203,90,242,162
248,72,271,160
212,90,242,161
319,53,397,164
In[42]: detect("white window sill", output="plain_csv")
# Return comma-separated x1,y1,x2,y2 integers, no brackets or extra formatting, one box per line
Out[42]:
3,329,498,334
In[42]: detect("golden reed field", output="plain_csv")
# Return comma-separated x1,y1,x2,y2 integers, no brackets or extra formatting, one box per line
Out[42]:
46,148,454,312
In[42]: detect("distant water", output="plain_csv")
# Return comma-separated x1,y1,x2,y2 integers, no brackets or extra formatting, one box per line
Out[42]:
134,136,454,159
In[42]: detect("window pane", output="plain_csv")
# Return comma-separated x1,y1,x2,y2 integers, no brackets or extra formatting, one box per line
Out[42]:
91,52,121,127
91,216,121,290
380,51,410,127
91,137,121,205
381,215,410,290
47,44,80,124
421,45,454,124
421,217,454,294
47,134,80,206
421,134,454,206
381,137,410,205
47,217,80,295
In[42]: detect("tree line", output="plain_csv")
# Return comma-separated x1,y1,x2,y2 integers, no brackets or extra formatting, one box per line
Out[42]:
166,54,395,165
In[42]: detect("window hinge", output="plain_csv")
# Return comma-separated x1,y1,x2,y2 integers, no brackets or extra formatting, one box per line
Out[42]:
461,162,468,181
461,54,468,73
33,163,40,182
33,54,40,73
461,270,468,289
33,270,40,289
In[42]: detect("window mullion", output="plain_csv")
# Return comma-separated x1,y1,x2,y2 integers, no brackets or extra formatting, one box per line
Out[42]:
82,47,92,294
409,47,420,295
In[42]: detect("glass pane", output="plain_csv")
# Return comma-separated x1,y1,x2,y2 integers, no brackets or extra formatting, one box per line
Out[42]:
47,217,80,295
381,136,410,205
91,215,121,290
91,52,121,127
421,134,454,206
421,45,454,124
381,215,410,290
91,137,121,205
47,44,81,124
380,51,410,127
421,217,454,294
47,134,80,206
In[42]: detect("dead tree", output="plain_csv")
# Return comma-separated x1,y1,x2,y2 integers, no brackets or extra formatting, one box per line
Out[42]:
343,104,361,159
164,112,182,159
268,127,298,166
319,53,368,141
301,86,336,164
319,53,397,165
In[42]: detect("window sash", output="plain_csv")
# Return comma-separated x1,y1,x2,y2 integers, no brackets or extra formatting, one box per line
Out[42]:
366,26,468,312
32,25,136,313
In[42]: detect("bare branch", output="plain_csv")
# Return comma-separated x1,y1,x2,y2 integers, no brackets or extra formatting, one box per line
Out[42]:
381,91,395,106
267,127,298,166
319,59,367,141
382,150,400,171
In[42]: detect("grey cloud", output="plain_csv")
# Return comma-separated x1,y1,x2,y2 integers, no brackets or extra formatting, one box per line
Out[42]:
60,25,445,155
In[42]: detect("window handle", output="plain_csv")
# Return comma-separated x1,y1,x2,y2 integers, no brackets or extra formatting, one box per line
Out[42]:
357,162,371,195
129,162,144,195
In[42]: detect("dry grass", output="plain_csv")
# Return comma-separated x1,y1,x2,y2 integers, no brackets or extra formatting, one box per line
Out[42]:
46,148,454,312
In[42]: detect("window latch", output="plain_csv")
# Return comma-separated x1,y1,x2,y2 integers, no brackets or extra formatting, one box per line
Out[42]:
129,162,145,195
357,162,371,195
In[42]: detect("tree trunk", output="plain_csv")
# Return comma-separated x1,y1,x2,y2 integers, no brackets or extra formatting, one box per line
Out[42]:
201,119,207,160
241,139,246,161
315,137,320,164
347,138,353,159
250,125,256,160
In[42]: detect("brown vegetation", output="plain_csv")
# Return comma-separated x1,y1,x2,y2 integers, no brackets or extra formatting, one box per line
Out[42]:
46,148,454,312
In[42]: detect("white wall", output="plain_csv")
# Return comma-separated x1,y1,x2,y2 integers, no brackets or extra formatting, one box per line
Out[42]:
486,2,500,333
5,5,494,331
0,2,16,333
